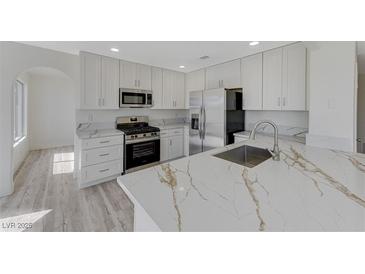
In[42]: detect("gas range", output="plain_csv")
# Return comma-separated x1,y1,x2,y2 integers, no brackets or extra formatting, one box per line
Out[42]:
116,117,160,143
116,116,160,172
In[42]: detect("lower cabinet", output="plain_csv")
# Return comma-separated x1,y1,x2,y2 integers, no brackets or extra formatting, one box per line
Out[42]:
160,128,184,162
77,134,124,188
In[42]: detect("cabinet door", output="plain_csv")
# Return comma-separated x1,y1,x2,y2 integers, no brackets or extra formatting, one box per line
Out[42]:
162,69,174,109
173,72,185,109
205,65,221,90
101,56,119,109
137,64,151,90
120,60,137,89
169,135,184,159
220,59,241,89
151,67,163,109
160,137,170,162
80,52,101,109
186,69,205,92
241,53,263,110
263,48,283,110
282,43,306,111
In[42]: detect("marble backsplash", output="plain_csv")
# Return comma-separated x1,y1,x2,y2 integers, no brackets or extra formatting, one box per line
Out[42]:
245,122,308,137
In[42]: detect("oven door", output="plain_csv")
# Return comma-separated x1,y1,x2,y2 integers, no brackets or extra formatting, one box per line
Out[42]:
125,138,160,170
120,89,147,107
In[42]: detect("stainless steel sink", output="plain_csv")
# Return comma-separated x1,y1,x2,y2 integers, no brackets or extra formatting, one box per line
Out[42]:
213,145,271,168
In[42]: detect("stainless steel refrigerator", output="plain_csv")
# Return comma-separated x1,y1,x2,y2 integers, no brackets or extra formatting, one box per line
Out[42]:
189,88,245,155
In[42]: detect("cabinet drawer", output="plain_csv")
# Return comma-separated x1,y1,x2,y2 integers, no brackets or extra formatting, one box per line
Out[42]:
160,130,169,137
81,135,123,150
81,160,122,184
160,128,184,137
169,128,184,136
81,145,123,167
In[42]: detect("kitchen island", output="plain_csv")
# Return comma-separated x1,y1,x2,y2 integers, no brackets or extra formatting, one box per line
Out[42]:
117,136,365,231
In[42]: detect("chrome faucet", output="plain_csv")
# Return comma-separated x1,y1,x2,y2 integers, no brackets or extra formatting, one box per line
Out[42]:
249,120,280,161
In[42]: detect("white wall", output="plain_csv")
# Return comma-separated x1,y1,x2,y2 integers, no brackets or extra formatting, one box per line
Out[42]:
28,68,75,149
12,72,30,174
0,42,79,197
357,74,365,152
306,42,357,152
245,110,308,129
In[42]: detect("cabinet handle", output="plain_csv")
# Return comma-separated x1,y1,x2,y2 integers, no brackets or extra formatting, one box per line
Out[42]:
100,140,110,144
221,80,224,87
99,168,110,173
277,97,281,107
98,98,101,107
282,97,286,106
102,98,105,106
135,80,137,87
170,139,172,145
99,153,110,157
138,80,140,87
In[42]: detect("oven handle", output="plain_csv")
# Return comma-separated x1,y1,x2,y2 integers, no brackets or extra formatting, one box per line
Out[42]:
125,136,160,144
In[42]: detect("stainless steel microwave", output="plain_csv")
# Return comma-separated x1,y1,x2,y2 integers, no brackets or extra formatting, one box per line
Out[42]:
119,88,153,108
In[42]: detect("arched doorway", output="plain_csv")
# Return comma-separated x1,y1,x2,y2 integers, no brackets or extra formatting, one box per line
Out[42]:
12,66,76,178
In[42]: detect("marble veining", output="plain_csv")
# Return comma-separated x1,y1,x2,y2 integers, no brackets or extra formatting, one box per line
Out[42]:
118,135,365,231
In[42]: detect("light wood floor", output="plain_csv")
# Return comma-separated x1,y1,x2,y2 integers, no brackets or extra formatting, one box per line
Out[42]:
0,147,134,232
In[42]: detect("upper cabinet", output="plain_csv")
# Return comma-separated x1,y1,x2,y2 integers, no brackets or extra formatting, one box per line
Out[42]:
263,48,283,110
186,69,205,92
119,60,151,90
101,56,119,109
151,67,163,109
205,60,241,90
162,69,185,109
282,43,306,111
263,43,306,111
80,52,101,109
80,52,119,110
241,53,263,110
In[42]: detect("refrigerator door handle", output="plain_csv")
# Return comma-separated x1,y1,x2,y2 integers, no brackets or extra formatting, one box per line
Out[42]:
198,107,203,139
203,107,207,139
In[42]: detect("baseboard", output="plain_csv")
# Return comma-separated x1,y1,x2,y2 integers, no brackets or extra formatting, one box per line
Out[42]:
305,133,354,152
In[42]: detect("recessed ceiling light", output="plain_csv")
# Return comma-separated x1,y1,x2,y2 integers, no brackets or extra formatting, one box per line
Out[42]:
179,65,185,69
249,41,260,46
110,48,119,52
200,55,209,60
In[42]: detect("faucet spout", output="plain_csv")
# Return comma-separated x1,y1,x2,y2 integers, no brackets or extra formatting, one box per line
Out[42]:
249,120,280,161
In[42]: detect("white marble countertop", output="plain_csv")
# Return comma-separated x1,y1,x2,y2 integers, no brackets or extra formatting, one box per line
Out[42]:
150,123,189,130
76,128,123,139
117,135,365,231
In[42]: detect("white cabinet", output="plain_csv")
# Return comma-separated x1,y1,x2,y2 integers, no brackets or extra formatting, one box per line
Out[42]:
80,52,101,109
160,128,184,162
77,134,124,188
151,67,163,109
80,52,119,110
205,60,241,90
263,43,306,111
241,53,263,110
137,64,152,90
120,60,151,90
186,69,205,92
162,69,185,109
101,56,119,109
282,43,306,110
263,48,283,110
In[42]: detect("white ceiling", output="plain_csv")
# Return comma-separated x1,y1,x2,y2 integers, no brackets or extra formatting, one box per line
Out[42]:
20,41,294,72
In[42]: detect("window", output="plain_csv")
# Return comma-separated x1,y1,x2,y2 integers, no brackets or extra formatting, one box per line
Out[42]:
13,80,26,143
